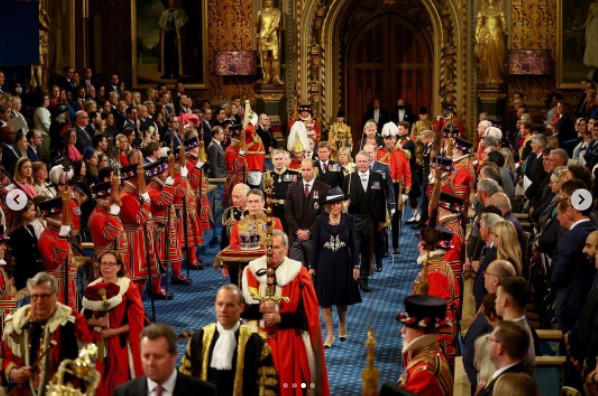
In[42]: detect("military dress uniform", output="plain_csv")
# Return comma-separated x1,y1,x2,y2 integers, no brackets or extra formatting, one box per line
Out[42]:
396,295,453,396
412,229,461,368
220,207,249,250
118,166,158,294
38,198,78,309
268,168,299,233
328,116,353,160
314,159,344,189
88,184,128,267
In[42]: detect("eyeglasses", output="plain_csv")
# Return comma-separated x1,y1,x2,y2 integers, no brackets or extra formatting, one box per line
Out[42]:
100,261,120,267
30,293,55,301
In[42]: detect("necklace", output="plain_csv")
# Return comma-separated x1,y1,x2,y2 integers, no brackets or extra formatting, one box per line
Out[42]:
329,216,341,225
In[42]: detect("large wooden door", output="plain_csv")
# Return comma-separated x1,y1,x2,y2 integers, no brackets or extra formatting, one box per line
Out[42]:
345,13,432,138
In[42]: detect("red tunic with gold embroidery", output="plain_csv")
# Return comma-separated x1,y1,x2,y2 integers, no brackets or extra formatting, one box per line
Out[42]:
244,124,265,172
119,188,157,281
398,340,453,396
148,181,183,265
88,201,128,265
39,220,77,308
412,251,461,366
223,145,248,207
376,147,412,187
450,156,474,206
186,156,212,232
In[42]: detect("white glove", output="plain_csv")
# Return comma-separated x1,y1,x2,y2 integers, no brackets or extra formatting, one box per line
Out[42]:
141,192,150,203
59,225,71,238
165,176,175,186
110,204,121,216
195,161,205,170
390,209,396,216
180,167,189,178
239,150,246,156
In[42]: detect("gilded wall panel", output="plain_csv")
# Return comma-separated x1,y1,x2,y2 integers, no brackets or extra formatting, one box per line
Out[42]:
510,0,557,104
205,0,257,100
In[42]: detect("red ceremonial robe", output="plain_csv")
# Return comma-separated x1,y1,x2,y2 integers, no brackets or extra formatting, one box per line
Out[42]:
2,304,92,396
242,256,330,396
88,200,128,267
186,155,212,231
82,277,144,394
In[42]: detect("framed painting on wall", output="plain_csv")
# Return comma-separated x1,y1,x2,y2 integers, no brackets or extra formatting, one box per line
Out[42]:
131,0,208,89
557,0,598,89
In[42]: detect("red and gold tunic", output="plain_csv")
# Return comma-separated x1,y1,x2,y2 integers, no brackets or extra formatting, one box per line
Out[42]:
0,266,17,335
148,180,183,266
223,144,248,207
244,124,265,172
38,219,77,308
451,156,475,206
376,147,412,187
186,155,212,232
439,213,464,284
176,172,204,248
119,185,157,281
88,200,128,267
398,336,453,396
413,250,461,366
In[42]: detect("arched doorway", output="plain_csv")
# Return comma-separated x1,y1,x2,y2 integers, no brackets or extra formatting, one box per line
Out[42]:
345,12,433,137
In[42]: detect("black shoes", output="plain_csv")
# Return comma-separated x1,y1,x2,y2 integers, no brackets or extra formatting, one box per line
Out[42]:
171,277,192,285
393,248,399,255
153,292,174,301
375,266,382,272
360,283,372,292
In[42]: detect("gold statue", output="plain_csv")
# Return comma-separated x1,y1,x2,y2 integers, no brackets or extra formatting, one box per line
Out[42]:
328,110,353,161
31,2,51,89
474,0,507,84
256,0,283,85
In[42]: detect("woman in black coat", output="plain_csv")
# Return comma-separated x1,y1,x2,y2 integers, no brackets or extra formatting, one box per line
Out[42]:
309,187,361,348
8,200,44,289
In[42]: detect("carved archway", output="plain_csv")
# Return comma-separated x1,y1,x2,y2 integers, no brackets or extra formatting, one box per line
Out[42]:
291,0,471,134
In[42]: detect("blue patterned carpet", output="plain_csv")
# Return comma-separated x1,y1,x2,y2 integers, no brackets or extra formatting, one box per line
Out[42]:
144,209,420,395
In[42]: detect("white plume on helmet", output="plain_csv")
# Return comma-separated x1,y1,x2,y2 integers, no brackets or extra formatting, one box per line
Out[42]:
381,122,398,138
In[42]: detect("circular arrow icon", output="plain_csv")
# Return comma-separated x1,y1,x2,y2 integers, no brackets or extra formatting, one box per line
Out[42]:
571,189,592,212
6,189,28,211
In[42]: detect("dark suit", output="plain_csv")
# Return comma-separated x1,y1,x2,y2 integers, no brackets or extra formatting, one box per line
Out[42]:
74,125,93,153
551,219,597,332
285,179,330,267
202,120,213,147
114,372,217,396
256,125,277,154
391,107,415,124
362,108,390,133
343,170,387,283
370,161,395,267
523,153,546,197
1,142,19,177
207,140,226,178
314,159,344,188
477,361,526,396
9,225,44,290
556,113,577,156
26,146,39,162
462,313,493,390
473,244,497,311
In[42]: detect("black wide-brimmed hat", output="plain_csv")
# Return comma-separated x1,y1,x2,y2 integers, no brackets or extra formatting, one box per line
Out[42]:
431,156,454,172
298,104,312,114
119,163,139,181
320,187,350,206
39,197,63,217
144,158,168,179
439,192,464,213
396,295,449,330
90,182,111,200
184,136,199,150
453,137,473,153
